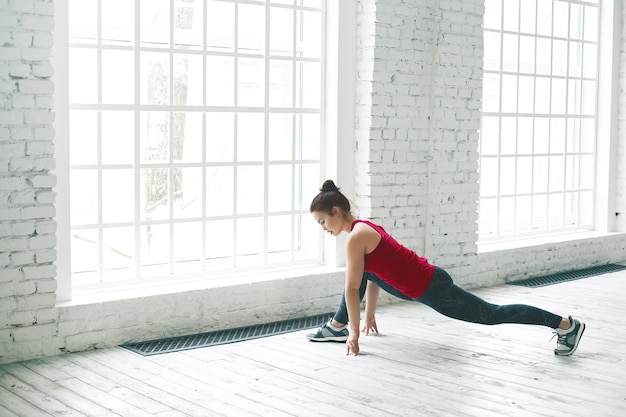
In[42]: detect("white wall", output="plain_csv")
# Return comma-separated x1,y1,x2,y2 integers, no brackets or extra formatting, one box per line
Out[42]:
1,0,625,365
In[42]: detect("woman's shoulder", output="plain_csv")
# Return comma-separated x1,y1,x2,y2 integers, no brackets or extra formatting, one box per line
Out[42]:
348,220,382,254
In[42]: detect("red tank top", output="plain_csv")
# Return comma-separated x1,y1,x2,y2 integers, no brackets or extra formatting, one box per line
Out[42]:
352,219,435,298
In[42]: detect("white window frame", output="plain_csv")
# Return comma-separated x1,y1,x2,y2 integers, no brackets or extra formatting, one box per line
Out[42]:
54,0,353,301
478,0,605,243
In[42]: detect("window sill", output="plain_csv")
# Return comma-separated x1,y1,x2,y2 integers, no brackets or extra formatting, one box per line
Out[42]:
57,264,345,307
477,230,626,254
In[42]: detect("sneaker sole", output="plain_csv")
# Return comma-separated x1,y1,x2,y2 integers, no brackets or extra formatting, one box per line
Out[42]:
307,336,347,342
554,322,586,356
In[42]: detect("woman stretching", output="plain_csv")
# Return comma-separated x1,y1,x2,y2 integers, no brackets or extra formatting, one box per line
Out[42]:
307,180,586,356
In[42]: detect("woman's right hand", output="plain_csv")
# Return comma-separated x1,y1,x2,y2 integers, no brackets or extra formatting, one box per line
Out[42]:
346,332,360,356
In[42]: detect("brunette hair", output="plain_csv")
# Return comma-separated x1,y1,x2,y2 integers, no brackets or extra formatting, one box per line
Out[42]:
309,180,351,214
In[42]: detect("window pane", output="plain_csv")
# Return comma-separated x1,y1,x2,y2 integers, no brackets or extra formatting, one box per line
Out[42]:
580,119,595,153
500,157,516,196
534,77,550,114
238,57,265,107
174,54,204,106
584,6,598,42
173,167,202,219
519,35,534,74
484,31,501,72
550,118,565,154
141,52,170,105
102,50,134,104
583,43,597,79
502,34,518,73
69,48,97,103
553,1,569,39
141,168,169,221
516,156,532,194
502,0,519,32
270,7,294,56
268,215,292,257
70,169,98,225
269,113,293,161
270,59,293,107
174,0,203,49
549,155,564,192
206,219,233,267
174,112,203,163
480,157,498,197
207,1,234,51
501,75,517,113
237,217,263,266
237,166,264,214
551,78,566,114
102,227,134,277
141,224,170,276
501,117,516,155
173,222,202,273
70,110,97,165
534,118,549,154
519,0,536,34
532,194,547,231
71,229,98,279
141,111,169,163
517,117,533,154
102,169,134,223
295,114,320,160
238,3,265,53
237,113,264,162
480,116,499,156
140,0,170,48
484,0,502,30
548,193,563,229
535,38,551,76
206,112,234,162
207,56,235,106
533,156,548,193
552,40,567,77
499,196,515,235
268,165,293,212
69,0,97,42
206,167,233,216
518,76,534,114
102,0,133,45
296,9,321,58
296,61,321,108
482,73,500,113
536,0,552,36
569,42,583,78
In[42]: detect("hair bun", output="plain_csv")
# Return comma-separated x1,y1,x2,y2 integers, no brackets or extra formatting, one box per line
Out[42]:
320,179,339,193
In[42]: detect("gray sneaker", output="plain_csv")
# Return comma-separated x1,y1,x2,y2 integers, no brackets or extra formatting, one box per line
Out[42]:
553,316,586,356
306,320,348,342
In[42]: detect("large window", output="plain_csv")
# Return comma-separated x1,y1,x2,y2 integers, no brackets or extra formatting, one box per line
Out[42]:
479,0,599,241
66,0,325,287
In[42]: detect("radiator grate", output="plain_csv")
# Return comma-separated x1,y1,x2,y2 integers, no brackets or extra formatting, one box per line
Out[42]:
121,312,333,356
509,264,626,288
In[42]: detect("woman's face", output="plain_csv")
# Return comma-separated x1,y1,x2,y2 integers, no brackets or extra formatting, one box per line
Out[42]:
312,208,343,236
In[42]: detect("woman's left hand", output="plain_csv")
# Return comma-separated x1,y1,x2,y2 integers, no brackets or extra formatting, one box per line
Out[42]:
362,316,378,335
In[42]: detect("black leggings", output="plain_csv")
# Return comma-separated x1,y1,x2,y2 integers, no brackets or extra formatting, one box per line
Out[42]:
333,267,562,329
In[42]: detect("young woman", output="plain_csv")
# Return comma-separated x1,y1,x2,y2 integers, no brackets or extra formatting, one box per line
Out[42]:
307,180,586,356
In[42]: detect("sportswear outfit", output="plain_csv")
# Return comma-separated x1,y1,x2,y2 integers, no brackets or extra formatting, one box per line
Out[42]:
332,220,562,328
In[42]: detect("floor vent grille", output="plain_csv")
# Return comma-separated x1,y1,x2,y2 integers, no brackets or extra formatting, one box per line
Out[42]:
509,264,626,288
121,312,333,356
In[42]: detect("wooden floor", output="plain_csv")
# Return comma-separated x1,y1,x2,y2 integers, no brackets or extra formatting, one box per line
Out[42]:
2,270,626,417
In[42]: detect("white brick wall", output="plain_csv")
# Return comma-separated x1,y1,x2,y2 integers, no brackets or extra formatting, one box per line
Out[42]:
1,0,625,365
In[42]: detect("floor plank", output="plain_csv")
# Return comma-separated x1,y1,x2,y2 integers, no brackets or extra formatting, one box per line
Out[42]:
1,270,626,417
